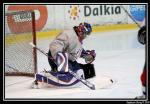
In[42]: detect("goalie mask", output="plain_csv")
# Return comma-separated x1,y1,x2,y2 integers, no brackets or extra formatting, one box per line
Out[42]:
78,22,92,37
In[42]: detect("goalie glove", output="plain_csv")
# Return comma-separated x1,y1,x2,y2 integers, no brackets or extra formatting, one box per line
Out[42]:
81,50,96,64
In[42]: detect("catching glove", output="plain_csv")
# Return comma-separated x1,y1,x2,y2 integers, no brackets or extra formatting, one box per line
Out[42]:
83,50,96,64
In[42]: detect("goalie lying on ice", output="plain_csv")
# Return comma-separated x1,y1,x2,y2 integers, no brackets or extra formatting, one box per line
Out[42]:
33,22,96,88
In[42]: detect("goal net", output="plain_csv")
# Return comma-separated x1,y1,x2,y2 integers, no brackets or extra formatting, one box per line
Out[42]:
5,11,37,77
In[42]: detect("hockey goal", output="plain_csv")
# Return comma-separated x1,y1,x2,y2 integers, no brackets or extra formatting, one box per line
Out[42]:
5,11,37,77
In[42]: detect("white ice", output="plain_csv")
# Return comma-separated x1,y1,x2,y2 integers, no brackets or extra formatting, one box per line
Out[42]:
4,29,145,100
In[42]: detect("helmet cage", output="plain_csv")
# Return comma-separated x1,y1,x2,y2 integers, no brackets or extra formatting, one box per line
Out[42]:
78,22,92,36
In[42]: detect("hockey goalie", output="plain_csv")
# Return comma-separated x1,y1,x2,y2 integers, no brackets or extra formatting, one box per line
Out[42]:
32,22,96,89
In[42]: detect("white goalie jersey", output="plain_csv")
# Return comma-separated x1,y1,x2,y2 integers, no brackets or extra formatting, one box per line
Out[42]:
49,29,83,61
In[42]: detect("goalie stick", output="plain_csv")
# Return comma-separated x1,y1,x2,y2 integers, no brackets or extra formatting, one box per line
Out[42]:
29,42,96,90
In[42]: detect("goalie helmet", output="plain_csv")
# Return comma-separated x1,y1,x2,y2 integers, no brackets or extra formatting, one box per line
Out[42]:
78,22,92,36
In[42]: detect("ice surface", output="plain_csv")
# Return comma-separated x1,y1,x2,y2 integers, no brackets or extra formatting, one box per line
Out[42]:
4,29,145,100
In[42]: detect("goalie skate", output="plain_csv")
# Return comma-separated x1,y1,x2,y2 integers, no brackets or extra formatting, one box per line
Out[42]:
31,78,48,89
31,69,49,89
31,80,39,89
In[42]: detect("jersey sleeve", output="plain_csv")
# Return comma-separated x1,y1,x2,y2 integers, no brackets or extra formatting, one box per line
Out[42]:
49,32,69,59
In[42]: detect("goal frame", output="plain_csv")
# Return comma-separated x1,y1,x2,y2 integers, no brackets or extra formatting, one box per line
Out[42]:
5,10,37,77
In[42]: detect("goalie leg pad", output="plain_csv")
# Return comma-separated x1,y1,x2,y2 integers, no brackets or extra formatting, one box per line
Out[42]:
35,69,84,87
56,52,68,73
79,63,96,79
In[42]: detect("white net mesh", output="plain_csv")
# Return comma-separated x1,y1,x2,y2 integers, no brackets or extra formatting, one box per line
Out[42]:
5,11,37,76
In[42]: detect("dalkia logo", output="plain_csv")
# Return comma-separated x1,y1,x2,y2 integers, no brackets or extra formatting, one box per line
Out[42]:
68,5,121,20
130,5,145,22
84,5,121,16
68,5,80,20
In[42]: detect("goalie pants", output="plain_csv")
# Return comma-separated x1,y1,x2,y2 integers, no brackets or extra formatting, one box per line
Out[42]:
48,50,96,79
